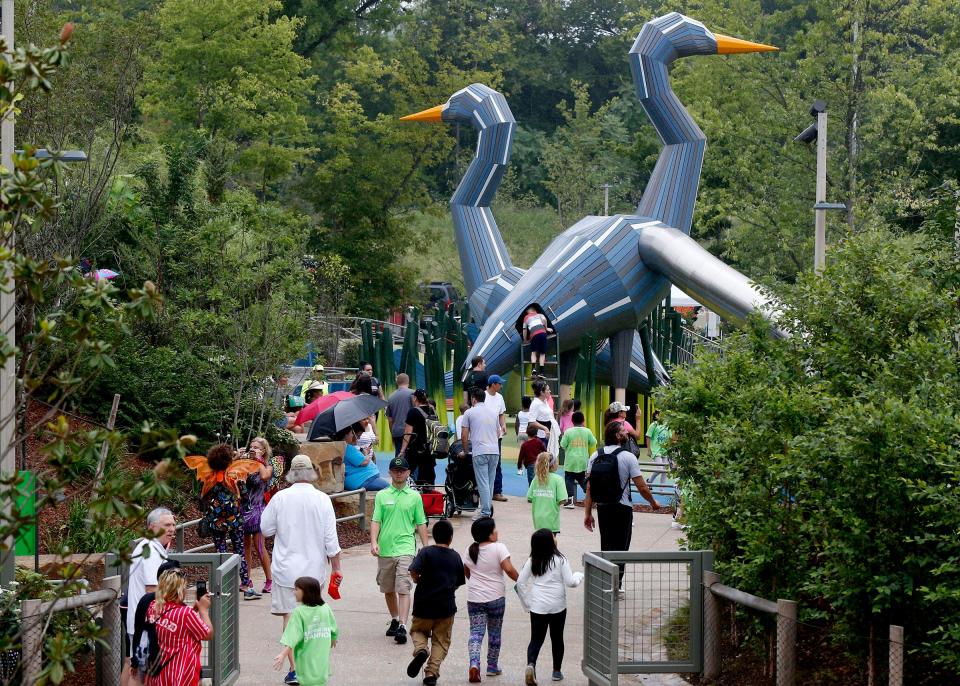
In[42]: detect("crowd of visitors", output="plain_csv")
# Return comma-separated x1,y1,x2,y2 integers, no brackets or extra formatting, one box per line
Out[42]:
118,363,675,686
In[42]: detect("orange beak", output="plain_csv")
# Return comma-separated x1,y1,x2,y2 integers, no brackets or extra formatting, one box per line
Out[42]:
400,104,445,122
715,34,778,54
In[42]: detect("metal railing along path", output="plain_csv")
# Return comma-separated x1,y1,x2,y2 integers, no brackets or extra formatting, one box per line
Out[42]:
174,488,369,553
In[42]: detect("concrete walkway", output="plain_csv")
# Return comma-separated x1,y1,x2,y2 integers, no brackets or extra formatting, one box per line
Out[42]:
236,494,687,686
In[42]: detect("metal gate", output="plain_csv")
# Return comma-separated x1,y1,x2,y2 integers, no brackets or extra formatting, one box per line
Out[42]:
582,550,713,685
106,551,241,686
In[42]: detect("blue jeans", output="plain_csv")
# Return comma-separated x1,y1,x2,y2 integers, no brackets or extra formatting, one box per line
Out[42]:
361,475,390,491
525,464,535,485
494,438,503,494
474,453,499,516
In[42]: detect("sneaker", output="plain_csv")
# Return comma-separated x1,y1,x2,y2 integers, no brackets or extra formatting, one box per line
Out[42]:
394,624,408,644
552,671,563,681
469,666,482,683
492,493,507,502
243,587,262,600
471,511,486,521
562,499,575,509
284,671,299,685
486,665,502,676
525,664,537,685
262,580,272,593
423,676,438,686
386,618,400,637
407,649,429,677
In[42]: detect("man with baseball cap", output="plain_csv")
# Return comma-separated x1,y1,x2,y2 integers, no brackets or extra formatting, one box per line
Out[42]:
485,375,508,501
298,364,328,398
371,456,429,646
261,454,342,684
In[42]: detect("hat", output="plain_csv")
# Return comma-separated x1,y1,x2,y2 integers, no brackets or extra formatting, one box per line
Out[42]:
290,454,314,470
608,401,631,413
312,364,325,373
307,381,324,392
487,374,504,385
389,456,411,471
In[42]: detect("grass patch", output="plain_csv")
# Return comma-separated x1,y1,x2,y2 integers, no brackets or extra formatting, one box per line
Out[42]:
400,201,564,288
661,599,692,662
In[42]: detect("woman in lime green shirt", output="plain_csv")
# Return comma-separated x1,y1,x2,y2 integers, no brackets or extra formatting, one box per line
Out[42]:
526,452,567,534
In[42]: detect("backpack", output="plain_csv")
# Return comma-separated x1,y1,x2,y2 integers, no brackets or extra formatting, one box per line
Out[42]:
589,447,629,505
417,407,450,456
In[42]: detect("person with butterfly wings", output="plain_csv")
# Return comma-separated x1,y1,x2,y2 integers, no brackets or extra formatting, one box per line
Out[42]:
183,444,263,600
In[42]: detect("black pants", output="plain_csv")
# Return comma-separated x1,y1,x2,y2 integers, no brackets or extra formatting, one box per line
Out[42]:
564,471,586,499
597,503,633,587
527,610,567,670
412,449,436,486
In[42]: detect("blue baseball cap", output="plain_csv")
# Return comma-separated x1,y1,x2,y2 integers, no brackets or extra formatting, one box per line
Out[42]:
487,374,504,385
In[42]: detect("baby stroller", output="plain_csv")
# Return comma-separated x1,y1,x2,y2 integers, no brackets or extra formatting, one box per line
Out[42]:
442,440,482,518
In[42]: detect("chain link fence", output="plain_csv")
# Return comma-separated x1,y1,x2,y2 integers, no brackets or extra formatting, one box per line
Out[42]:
13,575,122,686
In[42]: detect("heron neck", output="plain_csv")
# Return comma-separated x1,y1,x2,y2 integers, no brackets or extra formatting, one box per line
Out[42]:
632,58,706,235
450,121,515,296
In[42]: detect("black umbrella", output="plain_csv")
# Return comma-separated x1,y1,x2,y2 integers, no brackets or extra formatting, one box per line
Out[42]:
307,393,387,440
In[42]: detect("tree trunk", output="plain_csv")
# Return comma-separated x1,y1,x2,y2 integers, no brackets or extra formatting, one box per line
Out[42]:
846,10,865,230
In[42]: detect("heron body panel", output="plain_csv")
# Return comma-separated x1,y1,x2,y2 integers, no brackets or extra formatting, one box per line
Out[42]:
469,213,680,376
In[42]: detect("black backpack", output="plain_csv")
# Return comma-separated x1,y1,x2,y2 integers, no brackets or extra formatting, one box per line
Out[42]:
589,447,629,505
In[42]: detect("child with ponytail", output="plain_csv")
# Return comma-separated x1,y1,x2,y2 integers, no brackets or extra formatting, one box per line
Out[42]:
461,517,519,683
526,452,566,535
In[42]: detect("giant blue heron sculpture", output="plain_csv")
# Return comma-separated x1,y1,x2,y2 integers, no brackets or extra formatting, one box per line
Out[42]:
404,13,780,391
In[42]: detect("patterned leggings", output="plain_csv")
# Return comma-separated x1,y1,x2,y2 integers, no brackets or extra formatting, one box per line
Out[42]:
467,597,505,671
212,527,251,587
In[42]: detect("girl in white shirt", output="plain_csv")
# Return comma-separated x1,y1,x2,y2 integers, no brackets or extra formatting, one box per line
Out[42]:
462,517,519,683
517,529,583,685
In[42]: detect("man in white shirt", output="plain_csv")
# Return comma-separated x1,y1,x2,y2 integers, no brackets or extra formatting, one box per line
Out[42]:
484,374,508,502
124,507,175,686
460,388,502,518
261,454,342,684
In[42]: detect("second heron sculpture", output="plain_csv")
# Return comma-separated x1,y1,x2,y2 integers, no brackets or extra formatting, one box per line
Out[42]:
403,12,781,390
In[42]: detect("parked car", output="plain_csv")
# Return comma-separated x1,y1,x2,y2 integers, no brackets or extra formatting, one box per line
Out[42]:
424,281,461,308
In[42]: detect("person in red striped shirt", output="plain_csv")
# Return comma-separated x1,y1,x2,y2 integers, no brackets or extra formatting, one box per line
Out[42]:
144,569,213,686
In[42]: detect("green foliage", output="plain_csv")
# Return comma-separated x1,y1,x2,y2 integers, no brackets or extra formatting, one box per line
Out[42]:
141,0,316,194
542,82,639,224
659,227,960,673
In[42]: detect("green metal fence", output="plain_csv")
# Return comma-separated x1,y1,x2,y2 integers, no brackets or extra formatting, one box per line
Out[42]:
582,550,714,685
105,551,241,686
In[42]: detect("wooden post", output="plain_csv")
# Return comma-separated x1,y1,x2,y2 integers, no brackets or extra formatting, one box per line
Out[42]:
100,575,122,686
702,571,721,682
776,599,797,686
20,597,42,684
889,625,903,686
92,394,121,492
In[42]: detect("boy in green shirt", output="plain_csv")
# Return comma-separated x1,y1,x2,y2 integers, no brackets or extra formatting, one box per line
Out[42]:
527,451,567,533
371,456,429,646
275,576,338,686
559,411,597,508
645,410,673,485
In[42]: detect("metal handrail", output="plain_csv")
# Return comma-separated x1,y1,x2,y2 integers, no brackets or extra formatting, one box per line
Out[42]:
174,487,369,552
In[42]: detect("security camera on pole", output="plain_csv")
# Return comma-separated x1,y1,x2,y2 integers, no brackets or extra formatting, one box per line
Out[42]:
795,100,846,273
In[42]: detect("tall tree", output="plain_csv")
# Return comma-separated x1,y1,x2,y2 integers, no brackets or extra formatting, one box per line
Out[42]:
141,0,316,197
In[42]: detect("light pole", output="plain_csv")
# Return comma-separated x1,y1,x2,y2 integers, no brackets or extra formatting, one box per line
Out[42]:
599,183,613,216
795,100,846,273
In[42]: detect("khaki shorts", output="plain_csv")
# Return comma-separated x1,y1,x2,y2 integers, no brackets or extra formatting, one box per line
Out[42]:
271,584,297,616
376,555,413,594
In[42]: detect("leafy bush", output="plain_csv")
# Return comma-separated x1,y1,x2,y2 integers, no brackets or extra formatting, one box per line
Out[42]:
659,228,960,674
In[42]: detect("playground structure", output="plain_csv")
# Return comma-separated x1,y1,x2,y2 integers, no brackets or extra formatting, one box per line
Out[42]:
402,12,782,409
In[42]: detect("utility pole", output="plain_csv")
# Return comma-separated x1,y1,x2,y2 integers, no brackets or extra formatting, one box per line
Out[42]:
599,183,612,216
1,0,15,587
813,103,827,272
795,100,845,274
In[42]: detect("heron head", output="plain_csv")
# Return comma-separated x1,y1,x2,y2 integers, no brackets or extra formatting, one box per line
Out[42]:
400,84,514,129
630,13,777,98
